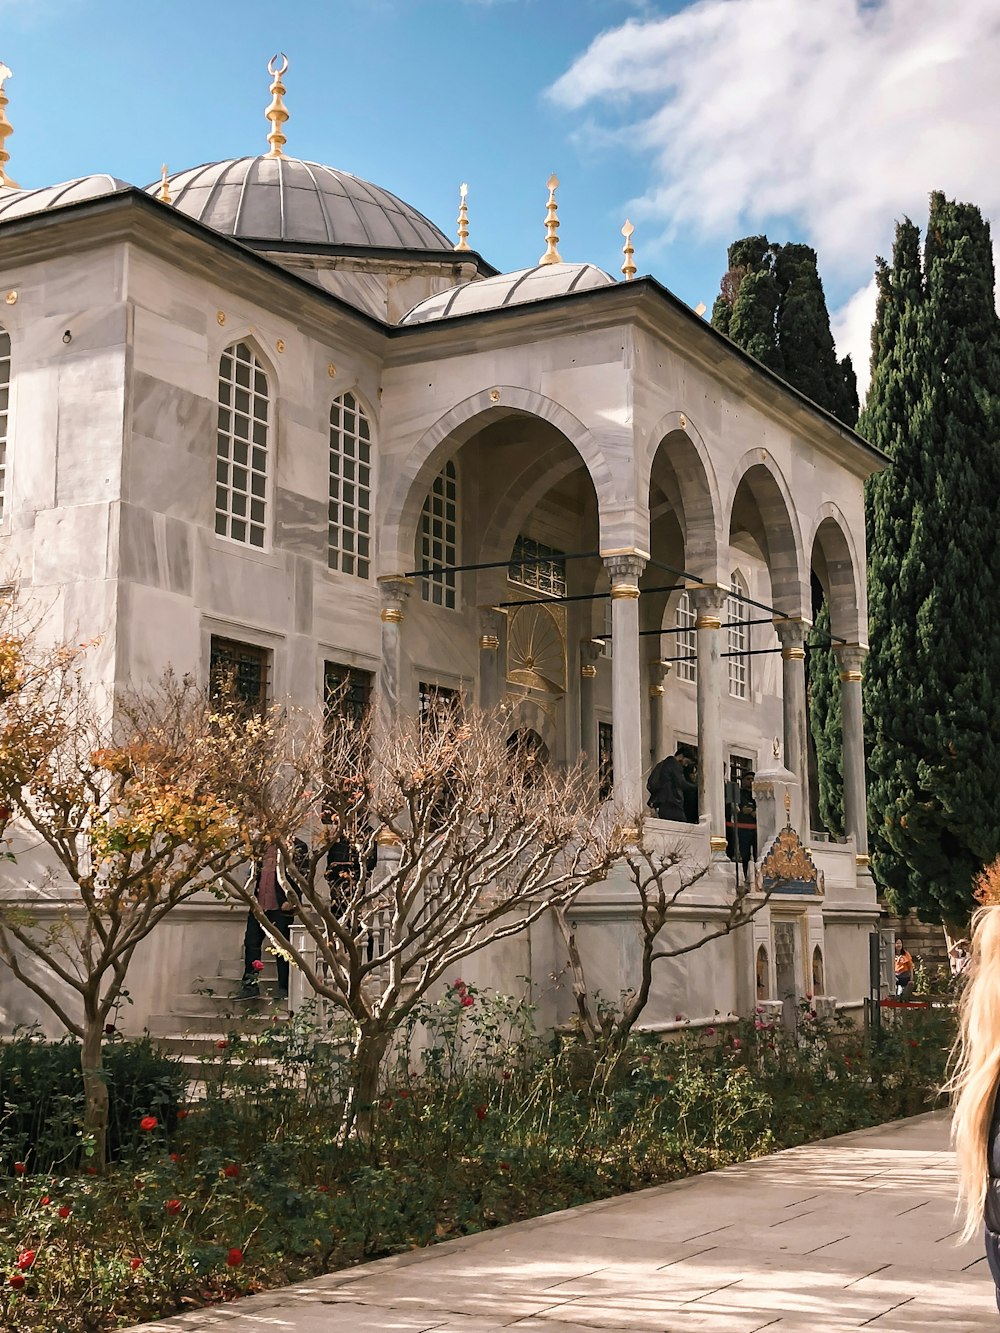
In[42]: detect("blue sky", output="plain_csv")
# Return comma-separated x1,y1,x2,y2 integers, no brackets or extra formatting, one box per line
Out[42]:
2,0,997,394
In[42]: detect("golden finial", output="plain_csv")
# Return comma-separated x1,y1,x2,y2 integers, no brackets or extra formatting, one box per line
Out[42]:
264,53,290,159
0,63,18,190
621,218,636,281
455,182,470,252
157,164,172,205
538,173,562,266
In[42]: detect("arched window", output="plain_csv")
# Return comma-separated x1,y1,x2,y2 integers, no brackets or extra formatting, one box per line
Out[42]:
727,572,749,699
675,590,697,683
329,392,372,578
215,342,269,548
420,460,458,609
0,326,9,522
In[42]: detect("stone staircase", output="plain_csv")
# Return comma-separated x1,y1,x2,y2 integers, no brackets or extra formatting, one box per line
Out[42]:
146,954,293,1082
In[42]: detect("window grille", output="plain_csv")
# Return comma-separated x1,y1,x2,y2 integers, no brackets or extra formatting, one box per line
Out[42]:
675,590,697,682
216,342,269,548
209,636,270,713
727,574,750,699
418,681,460,731
324,661,373,723
0,327,9,523
508,534,567,597
598,721,614,801
419,461,458,609
329,392,372,578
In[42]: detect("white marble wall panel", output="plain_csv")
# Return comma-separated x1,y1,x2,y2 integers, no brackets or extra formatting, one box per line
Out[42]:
119,581,202,683
131,304,210,396
33,502,116,586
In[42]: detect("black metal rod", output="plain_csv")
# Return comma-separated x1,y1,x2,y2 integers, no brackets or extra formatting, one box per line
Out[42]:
657,647,786,663
404,550,602,579
493,583,682,610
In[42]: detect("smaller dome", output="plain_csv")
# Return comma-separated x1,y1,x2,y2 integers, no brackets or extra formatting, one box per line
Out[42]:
399,262,615,326
0,174,131,223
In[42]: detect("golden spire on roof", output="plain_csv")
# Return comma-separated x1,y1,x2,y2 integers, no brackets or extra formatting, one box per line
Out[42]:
264,53,289,159
0,63,18,190
538,173,562,266
621,219,636,281
455,183,470,252
157,164,172,204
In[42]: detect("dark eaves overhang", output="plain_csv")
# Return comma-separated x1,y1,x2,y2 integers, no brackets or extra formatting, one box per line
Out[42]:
244,236,499,277
388,273,889,478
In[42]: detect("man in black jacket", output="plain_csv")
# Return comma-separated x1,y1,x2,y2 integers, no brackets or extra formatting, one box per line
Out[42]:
646,750,697,823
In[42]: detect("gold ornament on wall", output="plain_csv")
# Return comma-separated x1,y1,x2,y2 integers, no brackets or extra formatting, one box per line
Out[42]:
506,603,566,695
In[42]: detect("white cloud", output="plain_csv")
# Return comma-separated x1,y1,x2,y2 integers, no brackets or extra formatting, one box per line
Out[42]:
549,0,1000,363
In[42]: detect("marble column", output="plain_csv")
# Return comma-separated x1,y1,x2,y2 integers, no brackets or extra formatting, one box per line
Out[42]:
774,618,811,834
579,638,601,770
648,658,669,767
690,586,727,853
478,609,506,710
603,554,646,811
834,644,869,864
377,576,412,730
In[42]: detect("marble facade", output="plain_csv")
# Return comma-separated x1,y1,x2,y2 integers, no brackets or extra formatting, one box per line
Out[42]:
0,154,884,1038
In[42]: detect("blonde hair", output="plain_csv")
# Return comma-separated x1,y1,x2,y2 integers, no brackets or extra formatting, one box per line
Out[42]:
949,905,1000,1242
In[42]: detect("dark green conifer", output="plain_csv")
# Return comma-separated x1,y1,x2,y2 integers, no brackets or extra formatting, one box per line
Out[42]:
807,600,844,838
862,193,1000,925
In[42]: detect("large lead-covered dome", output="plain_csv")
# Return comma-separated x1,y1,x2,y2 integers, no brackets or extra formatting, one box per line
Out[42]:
0,174,130,222
150,156,452,252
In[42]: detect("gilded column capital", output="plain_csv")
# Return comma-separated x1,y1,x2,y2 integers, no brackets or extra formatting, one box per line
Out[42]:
603,552,646,597
688,584,725,627
478,607,505,651
833,642,867,682
378,576,413,623
774,616,810,661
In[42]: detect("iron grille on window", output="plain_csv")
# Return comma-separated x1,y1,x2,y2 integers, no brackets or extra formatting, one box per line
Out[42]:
216,342,269,548
324,662,373,723
599,597,613,658
419,461,458,609
675,590,697,682
0,327,10,523
598,721,614,801
419,681,460,731
329,392,372,578
209,636,269,713
508,534,567,598
727,574,749,699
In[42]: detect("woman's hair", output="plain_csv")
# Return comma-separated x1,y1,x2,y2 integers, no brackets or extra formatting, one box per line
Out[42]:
949,906,1000,1241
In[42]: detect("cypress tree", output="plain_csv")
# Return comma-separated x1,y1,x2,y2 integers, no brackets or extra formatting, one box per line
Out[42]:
861,193,1000,926
807,599,844,838
711,236,858,425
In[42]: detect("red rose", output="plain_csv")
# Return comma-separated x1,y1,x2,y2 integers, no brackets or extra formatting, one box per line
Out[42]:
16,1250,35,1270
130,1257,143,1271
453,979,465,989
499,1161,510,1172
399,1089,410,1098
216,1040,228,1050
40,1195,50,1205
176,1110,189,1120
223,1164,240,1178
139,1116,158,1132
13,1162,25,1175
475,1104,487,1121
165,1199,182,1215
317,1184,329,1193
226,1247,244,1267
57,1206,70,1219
732,1038,742,1049
169,1152,180,1164
8,1273,24,1290
460,994,474,1008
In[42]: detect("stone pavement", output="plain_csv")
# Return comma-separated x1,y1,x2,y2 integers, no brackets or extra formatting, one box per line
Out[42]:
127,1111,996,1332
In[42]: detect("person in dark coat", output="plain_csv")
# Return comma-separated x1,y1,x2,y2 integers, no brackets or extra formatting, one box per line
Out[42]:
237,839,308,1001
736,771,757,876
646,750,696,823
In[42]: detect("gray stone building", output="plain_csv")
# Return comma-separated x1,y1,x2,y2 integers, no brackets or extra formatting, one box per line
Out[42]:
0,62,883,1038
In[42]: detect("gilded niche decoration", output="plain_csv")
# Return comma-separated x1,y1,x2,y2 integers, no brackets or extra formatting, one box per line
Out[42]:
506,603,567,696
759,826,822,896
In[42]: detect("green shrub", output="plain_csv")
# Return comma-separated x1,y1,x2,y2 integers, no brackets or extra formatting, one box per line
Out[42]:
0,1031,185,1173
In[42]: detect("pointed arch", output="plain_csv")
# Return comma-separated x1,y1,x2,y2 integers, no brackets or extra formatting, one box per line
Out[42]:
379,387,626,576
725,452,808,618
645,411,723,584
808,504,865,645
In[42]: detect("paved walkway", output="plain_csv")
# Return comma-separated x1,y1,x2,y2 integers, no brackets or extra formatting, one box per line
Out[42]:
129,1111,996,1332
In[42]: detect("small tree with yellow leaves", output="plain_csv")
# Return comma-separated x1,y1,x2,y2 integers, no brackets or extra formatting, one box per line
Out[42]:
0,605,277,1169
